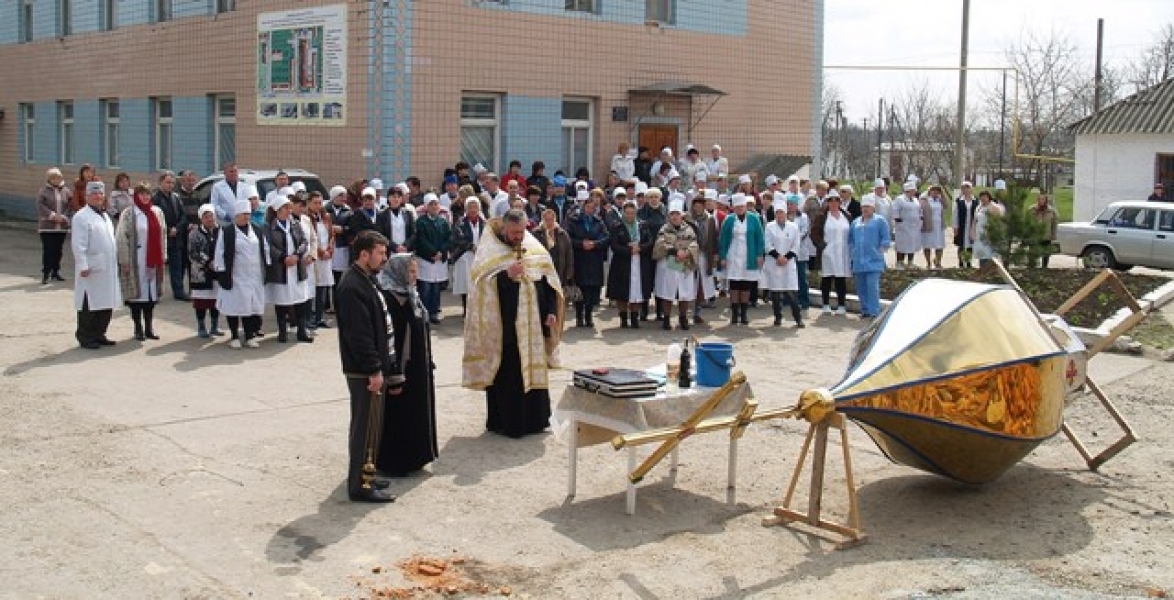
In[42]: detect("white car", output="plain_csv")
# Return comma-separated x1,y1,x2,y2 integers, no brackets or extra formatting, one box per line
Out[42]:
184,168,327,219
1057,200,1174,271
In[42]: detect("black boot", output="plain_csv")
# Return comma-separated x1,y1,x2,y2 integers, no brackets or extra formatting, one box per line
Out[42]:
574,302,585,328
630,310,640,329
772,294,783,326
143,304,159,339
661,303,672,330
641,303,649,322
584,303,595,328
277,308,289,343
619,312,629,329
296,303,315,342
740,303,750,326
729,303,739,325
130,306,145,341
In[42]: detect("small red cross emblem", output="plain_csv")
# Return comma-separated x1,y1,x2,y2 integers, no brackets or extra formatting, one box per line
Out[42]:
1066,360,1078,386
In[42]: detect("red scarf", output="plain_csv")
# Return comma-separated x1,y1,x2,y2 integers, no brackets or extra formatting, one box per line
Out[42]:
134,195,165,268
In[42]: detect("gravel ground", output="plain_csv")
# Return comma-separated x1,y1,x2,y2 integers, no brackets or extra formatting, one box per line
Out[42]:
0,223,1171,600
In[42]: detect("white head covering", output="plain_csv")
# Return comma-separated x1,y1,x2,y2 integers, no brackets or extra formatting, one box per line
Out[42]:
234,200,252,215
613,187,627,199
826,189,840,199
712,144,722,152
278,186,295,198
732,193,748,208
839,184,854,195
424,192,440,204
361,187,377,199
86,181,106,195
465,197,481,211
291,181,307,193
395,182,410,195
634,181,649,196
772,197,787,213
575,180,589,191
472,163,487,175
994,179,1007,191
861,196,877,208
907,174,920,184
268,195,291,212
245,184,260,200
765,175,779,187
695,171,708,183
329,185,348,199
661,147,674,157
738,174,752,185
902,181,917,192
668,199,685,214
873,178,887,189
787,175,801,184
718,194,731,206
668,170,681,181
773,191,787,204
197,203,215,218
704,188,717,200
961,181,973,188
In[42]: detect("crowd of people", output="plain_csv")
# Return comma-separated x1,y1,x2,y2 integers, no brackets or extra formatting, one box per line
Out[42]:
40,147,1060,502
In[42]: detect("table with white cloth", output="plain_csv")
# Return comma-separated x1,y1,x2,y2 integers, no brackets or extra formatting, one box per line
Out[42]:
551,375,754,514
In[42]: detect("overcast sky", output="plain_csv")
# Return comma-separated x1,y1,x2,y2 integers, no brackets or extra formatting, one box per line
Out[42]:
823,0,1171,122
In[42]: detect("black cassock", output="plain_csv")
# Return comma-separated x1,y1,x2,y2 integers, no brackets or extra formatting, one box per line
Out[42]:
377,292,440,476
486,271,556,438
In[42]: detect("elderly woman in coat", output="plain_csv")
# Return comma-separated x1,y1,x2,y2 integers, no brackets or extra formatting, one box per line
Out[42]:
653,196,701,331
533,208,575,306
188,204,223,338
606,199,655,329
36,167,73,284
116,182,168,341
565,191,610,328
450,197,487,317
264,194,313,343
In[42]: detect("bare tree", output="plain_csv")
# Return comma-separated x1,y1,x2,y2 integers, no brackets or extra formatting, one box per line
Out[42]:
1125,22,1174,93
889,80,957,183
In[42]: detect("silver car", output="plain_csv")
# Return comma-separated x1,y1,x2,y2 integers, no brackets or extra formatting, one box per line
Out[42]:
1057,200,1174,271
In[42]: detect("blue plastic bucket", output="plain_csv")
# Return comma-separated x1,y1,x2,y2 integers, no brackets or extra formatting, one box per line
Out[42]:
696,342,735,387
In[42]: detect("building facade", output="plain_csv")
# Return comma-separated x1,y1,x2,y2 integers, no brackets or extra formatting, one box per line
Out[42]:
0,0,822,218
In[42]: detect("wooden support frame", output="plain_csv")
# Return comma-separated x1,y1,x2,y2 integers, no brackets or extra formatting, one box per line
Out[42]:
762,412,867,550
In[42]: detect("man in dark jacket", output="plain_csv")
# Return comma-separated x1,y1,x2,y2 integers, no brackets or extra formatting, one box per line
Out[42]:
153,171,190,300
335,231,396,503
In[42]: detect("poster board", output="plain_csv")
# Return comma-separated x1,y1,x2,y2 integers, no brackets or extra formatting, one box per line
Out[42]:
257,4,347,126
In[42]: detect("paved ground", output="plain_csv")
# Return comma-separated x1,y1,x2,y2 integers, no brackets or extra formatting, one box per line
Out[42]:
1,224,1172,599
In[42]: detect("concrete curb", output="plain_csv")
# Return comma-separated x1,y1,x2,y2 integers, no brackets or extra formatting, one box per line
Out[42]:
1071,278,1174,348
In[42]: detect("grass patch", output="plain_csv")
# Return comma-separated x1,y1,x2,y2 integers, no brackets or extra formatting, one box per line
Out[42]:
1129,311,1174,350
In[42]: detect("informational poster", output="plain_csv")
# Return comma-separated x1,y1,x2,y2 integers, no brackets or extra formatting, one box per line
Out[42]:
257,4,347,126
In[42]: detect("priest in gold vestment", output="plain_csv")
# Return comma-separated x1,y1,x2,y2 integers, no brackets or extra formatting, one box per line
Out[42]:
463,209,565,437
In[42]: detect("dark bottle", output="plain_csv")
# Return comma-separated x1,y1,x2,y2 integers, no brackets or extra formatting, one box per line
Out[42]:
678,338,692,389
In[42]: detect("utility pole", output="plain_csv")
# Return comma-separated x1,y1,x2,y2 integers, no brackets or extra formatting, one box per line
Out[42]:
1094,18,1105,112
876,98,884,177
835,100,844,176
998,70,1007,179
955,0,970,188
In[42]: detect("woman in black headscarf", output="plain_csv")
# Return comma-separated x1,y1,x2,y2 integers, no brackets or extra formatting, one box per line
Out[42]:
375,253,439,477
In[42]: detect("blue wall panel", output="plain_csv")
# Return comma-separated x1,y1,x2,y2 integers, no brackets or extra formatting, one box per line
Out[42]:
173,96,212,175
503,96,561,178
472,0,747,36
32,102,59,164
33,0,60,40
172,0,209,20
73,100,102,166
378,0,413,182
72,0,100,33
117,0,149,27
1,1,21,44
119,99,152,172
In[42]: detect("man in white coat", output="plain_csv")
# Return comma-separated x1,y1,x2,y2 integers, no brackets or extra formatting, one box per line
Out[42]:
211,162,251,227
892,181,923,269
72,181,122,349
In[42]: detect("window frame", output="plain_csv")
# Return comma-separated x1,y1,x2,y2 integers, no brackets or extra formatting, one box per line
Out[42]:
459,94,501,173
59,0,72,36
561,97,595,177
216,0,236,14
100,0,116,30
154,0,172,23
21,104,35,163
20,0,33,43
59,101,75,166
564,0,596,13
645,0,675,24
154,97,174,172
214,95,236,169
103,99,120,168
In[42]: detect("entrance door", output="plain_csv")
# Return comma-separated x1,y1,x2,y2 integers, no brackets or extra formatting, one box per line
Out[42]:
638,124,678,156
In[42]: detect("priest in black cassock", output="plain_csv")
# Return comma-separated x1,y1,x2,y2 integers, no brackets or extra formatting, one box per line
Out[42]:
462,209,566,438
376,252,440,476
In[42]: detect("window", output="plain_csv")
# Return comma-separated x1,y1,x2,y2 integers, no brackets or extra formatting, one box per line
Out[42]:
1159,210,1174,233
1110,207,1155,230
20,0,33,42
154,98,173,171
154,0,171,22
101,0,115,30
564,0,595,12
646,0,674,24
103,100,120,168
561,98,594,176
214,96,236,168
216,0,235,14
460,95,500,172
59,0,72,36
21,104,35,163
59,102,75,165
